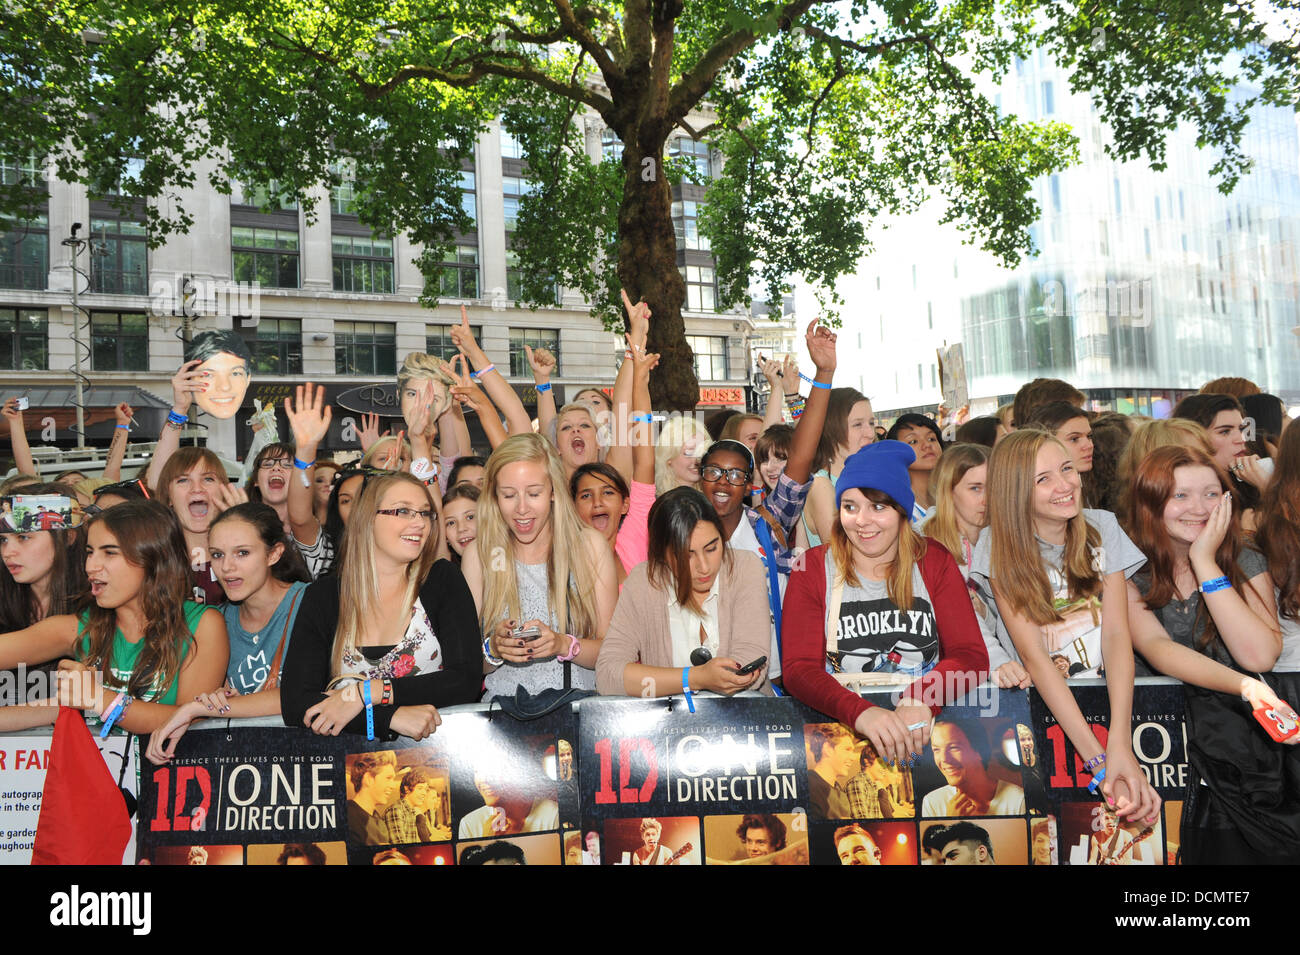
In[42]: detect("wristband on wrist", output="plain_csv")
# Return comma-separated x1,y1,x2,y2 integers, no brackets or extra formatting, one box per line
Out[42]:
557,634,582,662
1082,753,1106,772
682,667,696,714
362,679,375,741
115,424,129,430
381,679,393,706
535,382,552,393
483,635,504,667
470,363,495,381
293,456,313,470
1198,575,1231,594
1087,765,1107,794
99,692,131,738
799,372,830,390
167,410,188,426
630,412,653,423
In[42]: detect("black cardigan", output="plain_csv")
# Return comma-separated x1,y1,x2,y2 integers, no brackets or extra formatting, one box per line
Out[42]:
280,559,484,738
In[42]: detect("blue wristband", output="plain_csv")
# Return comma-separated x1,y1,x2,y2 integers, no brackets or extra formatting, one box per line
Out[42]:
1199,575,1231,594
1087,765,1107,794
535,382,552,393
167,410,188,426
362,679,374,741
682,667,695,714
799,373,830,391
293,456,313,470
631,412,653,423
99,692,130,738
115,424,129,430
470,363,495,381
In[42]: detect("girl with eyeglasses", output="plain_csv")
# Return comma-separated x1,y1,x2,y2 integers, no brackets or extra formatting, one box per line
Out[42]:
279,472,483,740
596,488,770,697
146,502,313,762
462,433,618,697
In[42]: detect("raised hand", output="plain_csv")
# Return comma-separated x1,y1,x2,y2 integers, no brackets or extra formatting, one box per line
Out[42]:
781,353,799,382
620,288,651,353
114,402,134,427
283,382,333,451
525,344,556,382
170,359,207,415
760,357,782,386
210,480,250,514
1,397,23,421
358,412,387,453
805,320,837,374
450,353,489,415
449,304,486,364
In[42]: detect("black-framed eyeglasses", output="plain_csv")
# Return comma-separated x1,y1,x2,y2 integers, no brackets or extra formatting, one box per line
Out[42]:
258,457,293,470
701,465,750,486
376,507,433,522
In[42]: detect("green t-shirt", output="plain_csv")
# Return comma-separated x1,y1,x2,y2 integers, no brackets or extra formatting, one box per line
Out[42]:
77,601,207,706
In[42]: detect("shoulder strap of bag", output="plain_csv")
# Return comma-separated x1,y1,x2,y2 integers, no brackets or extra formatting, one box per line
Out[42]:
260,587,303,692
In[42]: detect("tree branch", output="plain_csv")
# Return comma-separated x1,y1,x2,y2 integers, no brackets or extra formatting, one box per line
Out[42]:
551,0,623,82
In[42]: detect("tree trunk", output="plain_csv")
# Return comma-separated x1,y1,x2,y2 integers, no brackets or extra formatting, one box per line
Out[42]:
617,137,699,412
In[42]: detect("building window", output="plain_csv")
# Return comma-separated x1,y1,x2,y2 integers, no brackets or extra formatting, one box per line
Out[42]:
686,335,727,380
425,323,481,362
436,245,479,298
503,177,532,232
1041,80,1054,115
330,162,358,216
680,265,716,311
0,215,47,290
232,226,300,288
90,311,148,371
671,200,710,251
334,321,396,376
89,217,147,295
459,171,477,228
505,251,560,304
332,234,394,293
669,138,711,180
234,181,298,212
0,154,44,189
601,128,623,163
509,328,560,377
0,307,47,370
500,128,523,159
251,318,302,374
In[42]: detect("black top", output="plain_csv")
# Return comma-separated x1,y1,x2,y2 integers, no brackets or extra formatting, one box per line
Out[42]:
279,559,484,739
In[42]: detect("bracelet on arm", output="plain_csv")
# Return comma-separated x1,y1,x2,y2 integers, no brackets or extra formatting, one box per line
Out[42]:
381,680,393,706
557,634,582,662
799,372,830,391
114,424,129,431
483,635,504,667
681,667,696,714
99,692,132,738
535,382,552,393
1198,575,1231,594
630,412,654,424
362,679,375,742
470,363,496,381
293,456,313,470
1087,765,1107,795
1082,753,1106,773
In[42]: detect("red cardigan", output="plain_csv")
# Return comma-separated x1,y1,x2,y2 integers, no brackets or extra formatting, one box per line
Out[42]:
780,540,989,729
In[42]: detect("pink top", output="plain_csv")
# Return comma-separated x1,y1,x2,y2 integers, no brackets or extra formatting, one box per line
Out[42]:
615,481,655,574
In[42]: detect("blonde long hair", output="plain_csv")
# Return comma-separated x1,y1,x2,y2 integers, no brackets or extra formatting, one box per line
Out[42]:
926,443,990,566
654,414,710,496
987,430,1101,625
331,472,440,678
475,433,600,639
829,489,927,609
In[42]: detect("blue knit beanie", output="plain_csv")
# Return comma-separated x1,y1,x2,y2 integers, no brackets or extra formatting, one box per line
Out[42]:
835,440,916,513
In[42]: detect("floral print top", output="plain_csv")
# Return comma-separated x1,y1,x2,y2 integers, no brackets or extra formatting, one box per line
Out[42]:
342,597,443,681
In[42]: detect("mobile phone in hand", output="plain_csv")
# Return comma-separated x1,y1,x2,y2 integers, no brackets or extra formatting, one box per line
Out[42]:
1254,703,1300,743
733,656,767,676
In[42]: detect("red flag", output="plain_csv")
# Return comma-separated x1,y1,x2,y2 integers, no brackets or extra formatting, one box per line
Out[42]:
32,707,132,865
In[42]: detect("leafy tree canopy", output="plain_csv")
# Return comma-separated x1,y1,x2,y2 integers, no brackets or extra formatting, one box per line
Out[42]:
2,0,1297,406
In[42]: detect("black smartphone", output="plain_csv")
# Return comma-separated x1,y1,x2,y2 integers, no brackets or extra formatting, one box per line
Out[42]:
734,655,767,676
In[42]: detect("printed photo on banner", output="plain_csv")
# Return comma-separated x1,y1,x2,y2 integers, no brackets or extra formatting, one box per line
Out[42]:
1059,800,1163,865
919,818,1026,865
0,493,80,531
1030,816,1059,866
451,733,561,840
360,843,455,865
245,841,347,865
344,748,452,847
912,715,1027,818
803,722,914,820
702,812,809,865
1164,801,1182,865
458,833,561,866
148,844,244,866
815,820,917,866
575,826,603,865
601,816,700,865
551,738,575,782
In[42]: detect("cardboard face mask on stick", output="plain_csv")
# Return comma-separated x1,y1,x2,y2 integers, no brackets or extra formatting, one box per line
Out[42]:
185,330,254,419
